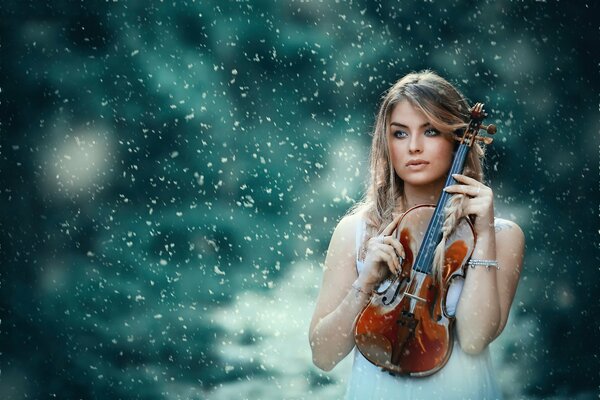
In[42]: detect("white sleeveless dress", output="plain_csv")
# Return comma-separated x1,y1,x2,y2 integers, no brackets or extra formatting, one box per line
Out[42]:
345,219,503,400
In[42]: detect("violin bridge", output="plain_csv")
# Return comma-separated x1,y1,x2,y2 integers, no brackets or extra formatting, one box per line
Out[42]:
403,292,427,303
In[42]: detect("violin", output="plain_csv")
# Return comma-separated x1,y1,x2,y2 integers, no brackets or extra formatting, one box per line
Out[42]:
354,103,497,377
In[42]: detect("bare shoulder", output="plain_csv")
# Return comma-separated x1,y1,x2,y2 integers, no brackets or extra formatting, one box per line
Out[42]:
329,210,365,252
494,218,525,240
494,217,522,234
494,217,525,259
318,210,366,292
324,208,369,271
336,209,365,234
490,218,526,339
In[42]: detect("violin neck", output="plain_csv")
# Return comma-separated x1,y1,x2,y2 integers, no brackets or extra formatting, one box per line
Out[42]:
413,143,471,274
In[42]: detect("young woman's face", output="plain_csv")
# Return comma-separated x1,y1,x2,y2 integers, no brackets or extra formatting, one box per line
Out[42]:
387,100,454,189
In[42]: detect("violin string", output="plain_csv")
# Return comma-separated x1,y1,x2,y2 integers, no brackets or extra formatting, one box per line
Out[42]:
415,143,469,274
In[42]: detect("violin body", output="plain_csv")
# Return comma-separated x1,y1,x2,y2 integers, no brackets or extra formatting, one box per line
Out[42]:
354,205,475,376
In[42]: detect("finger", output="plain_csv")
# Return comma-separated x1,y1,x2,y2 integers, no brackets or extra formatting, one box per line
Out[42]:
381,213,403,236
389,254,399,275
393,240,406,261
376,248,391,263
379,248,399,274
390,261,398,276
376,250,396,274
444,184,475,196
383,246,401,273
451,173,480,185
444,184,486,197
383,237,405,259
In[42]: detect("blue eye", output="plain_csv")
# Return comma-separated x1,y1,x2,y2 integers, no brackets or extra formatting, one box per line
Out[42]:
392,130,408,138
424,128,440,137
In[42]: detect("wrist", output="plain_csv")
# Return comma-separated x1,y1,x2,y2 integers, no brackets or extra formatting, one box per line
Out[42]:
467,259,499,270
351,282,372,299
475,223,495,240
474,216,495,236
354,277,376,293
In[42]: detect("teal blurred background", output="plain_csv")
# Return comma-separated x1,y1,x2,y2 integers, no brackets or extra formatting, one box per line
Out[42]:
1,1,597,399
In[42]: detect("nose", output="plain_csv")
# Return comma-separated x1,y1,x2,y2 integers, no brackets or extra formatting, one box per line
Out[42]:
408,133,423,154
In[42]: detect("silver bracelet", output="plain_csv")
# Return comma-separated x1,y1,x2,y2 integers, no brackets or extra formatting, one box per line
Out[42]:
467,259,499,270
351,281,372,297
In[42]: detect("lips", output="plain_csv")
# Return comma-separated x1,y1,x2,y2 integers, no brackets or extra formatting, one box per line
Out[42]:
405,159,429,166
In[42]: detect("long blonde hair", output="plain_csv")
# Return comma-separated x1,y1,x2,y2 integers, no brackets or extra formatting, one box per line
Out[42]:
351,70,485,282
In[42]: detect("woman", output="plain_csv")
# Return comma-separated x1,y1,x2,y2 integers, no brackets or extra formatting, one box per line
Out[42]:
309,70,524,399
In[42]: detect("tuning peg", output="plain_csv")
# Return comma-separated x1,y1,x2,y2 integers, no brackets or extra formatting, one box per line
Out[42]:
481,124,496,135
475,135,494,145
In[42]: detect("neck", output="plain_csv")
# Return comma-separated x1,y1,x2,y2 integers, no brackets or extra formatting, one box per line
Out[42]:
401,177,447,210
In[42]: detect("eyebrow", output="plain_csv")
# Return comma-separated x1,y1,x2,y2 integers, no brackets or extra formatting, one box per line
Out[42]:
390,122,432,129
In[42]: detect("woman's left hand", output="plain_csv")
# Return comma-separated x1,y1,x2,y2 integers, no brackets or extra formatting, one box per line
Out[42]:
443,173,495,235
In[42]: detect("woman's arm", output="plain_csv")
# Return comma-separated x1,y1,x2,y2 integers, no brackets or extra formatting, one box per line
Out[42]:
491,219,525,339
455,219,525,354
309,212,405,370
308,214,367,371
445,174,525,354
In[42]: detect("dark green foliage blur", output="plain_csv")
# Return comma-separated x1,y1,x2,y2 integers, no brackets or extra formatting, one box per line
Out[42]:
1,1,597,399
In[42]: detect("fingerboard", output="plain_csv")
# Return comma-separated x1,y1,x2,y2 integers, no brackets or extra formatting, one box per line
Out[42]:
413,143,471,274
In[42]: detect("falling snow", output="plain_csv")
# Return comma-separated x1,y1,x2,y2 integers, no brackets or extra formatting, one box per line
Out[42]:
1,1,597,400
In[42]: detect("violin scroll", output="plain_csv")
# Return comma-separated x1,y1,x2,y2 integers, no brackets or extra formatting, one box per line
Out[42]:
457,102,498,146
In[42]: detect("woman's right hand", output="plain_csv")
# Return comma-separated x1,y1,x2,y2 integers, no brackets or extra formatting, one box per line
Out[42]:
357,214,406,291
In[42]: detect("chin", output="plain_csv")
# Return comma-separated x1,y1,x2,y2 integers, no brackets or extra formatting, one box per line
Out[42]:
400,175,447,188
